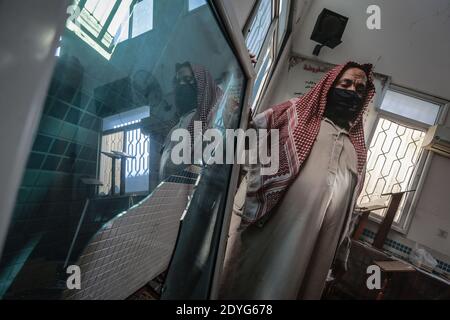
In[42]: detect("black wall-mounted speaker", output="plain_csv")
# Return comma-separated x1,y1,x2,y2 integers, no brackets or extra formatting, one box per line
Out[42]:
310,8,349,55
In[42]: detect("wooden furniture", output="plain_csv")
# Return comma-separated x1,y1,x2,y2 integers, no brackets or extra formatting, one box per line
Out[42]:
372,190,415,249
374,260,416,300
101,151,135,196
353,205,387,240
112,151,135,195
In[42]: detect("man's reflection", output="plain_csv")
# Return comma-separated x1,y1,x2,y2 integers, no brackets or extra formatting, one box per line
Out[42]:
161,62,240,298
159,62,227,180
173,62,199,117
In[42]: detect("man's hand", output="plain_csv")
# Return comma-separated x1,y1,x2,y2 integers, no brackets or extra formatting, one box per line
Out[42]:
247,108,254,129
249,52,257,64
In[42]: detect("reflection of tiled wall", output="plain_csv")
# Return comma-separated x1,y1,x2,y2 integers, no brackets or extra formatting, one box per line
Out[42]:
0,55,102,298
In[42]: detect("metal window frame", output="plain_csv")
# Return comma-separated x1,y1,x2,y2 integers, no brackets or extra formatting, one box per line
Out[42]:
275,0,290,48
128,0,156,38
122,126,150,193
365,85,449,234
244,0,292,61
363,116,430,234
73,0,151,55
250,21,277,108
128,0,140,40
206,0,256,300
244,0,293,113
244,0,275,59
73,0,122,53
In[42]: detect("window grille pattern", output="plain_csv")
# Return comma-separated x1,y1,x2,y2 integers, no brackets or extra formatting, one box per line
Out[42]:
246,0,272,57
358,118,426,222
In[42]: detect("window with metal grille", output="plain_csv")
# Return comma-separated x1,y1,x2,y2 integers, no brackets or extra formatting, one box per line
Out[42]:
100,107,150,195
358,118,426,223
246,0,273,58
251,39,273,105
245,0,291,109
358,88,444,229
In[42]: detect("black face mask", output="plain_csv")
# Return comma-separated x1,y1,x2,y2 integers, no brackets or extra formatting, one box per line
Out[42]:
175,83,197,115
325,88,364,129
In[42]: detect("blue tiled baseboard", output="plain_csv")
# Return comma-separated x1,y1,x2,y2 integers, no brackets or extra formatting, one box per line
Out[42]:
360,228,450,273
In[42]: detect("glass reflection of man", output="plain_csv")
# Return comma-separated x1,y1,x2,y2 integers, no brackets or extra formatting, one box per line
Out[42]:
173,62,199,118
162,62,240,298
159,62,230,180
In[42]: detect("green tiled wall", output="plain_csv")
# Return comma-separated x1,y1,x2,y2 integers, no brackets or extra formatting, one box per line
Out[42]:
0,55,102,298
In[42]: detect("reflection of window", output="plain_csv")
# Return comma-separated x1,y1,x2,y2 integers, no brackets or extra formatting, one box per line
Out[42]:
100,107,150,194
66,0,133,59
188,0,207,11
358,89,444,230
251,43,273,107
124,127,150,193
245,0,272,57
67,0,154,60
55,37,62,57
245,0,291,109
131,0,154,38
277,0,289,48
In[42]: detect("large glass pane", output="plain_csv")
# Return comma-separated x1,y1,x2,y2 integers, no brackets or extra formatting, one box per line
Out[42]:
246,0,272,57
131,0,154,38
277,0,289,48
86,0,116,25
380,90,441,126
108,0,133,40
251,32,274,108
0,0,245,300
68,0,130,59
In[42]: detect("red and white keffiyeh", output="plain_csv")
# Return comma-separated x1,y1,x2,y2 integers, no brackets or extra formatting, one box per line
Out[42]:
242,61,376,224
187,64,223,137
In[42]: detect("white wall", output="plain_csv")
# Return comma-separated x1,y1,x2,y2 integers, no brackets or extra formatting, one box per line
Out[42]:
292,0,450,101
408,153,450,257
